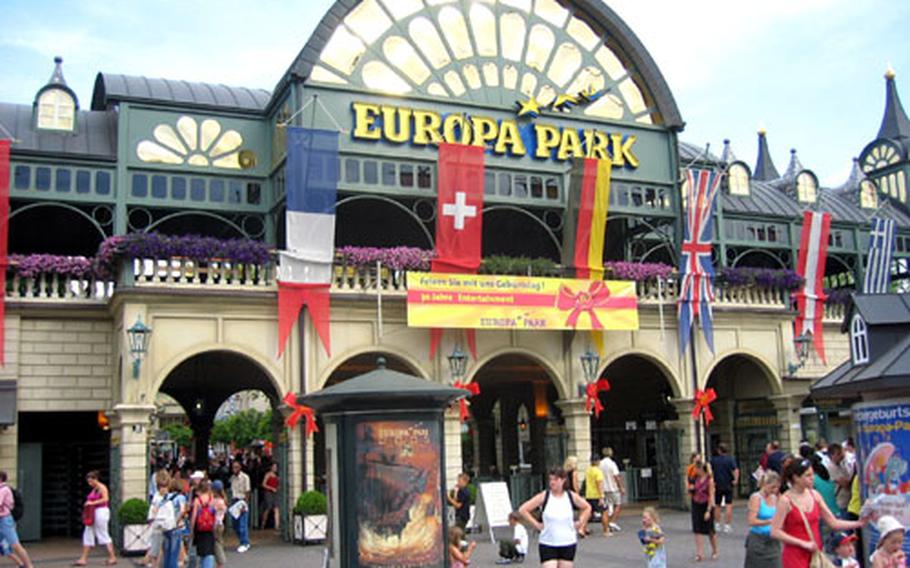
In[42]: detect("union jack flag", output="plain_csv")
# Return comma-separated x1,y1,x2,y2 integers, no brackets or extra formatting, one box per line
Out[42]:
678,168,721,355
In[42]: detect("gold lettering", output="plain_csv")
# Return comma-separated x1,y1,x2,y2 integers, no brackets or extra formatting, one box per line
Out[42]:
352,102,381,140
443,114,471,145
556,128,584,161
495,120,526,156
584,130,611,160
611,133,639,168
381,106,412,143
534,124,560,159
413,110,442,146
470,116,498,147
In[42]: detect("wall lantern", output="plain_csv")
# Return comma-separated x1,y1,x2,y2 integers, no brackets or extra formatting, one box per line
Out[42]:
579,347,600,388
787,332,813,375
127,315,152,379
447,345,468,383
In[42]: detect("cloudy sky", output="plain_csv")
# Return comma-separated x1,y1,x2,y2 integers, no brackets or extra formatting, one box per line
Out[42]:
1,0,908,185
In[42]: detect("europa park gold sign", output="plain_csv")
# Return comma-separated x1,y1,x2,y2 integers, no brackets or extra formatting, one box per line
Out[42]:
352,102,640,166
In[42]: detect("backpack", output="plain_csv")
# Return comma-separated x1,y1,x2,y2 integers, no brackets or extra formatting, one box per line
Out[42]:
152,494,178,532
11,489,23,522
537,489,580,520
194,498,216,533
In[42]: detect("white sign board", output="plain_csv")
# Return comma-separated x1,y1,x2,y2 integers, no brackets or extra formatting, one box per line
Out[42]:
474,482,513,542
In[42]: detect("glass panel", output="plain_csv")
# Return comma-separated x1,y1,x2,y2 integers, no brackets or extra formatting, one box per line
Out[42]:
502,0,531,11
246,183,262,205
567,16,600,51
131,174,148,198
364,161,379,184
228,180,244,203
530,176,543,198
470,4,497,57
95,171,111,195
514,174,528,198
383,36,431,85
190,178,206,201
172,177,187,200
439,6,473,60
13,166,30,190
427,83,449,97
76,170,91,194
537,85,556,106
484,171,496,195
483,63,499,87
382,162,397,186
210,179,225,202
55,169,71,192
345,159,360,183
585,92,624,119
393,163,412,187
344,0,392,44
547,43,582,87
310,65,348,85
545,178,559,200
444,71,467,96
498,173,512,196
151,175,167,199
594,46,627,80
534,0,569,27
503,65,519,89
409,17,451,69
619,78,647,114
462,64,482,90
362,61,412,94
525,24,555,71
565,66,605,98
520,73,538,97
418,165,432,189
500,12,526,62
379,0,422,20
319,25,367,75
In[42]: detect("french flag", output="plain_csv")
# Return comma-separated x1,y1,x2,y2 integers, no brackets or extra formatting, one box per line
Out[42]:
277,128,338,357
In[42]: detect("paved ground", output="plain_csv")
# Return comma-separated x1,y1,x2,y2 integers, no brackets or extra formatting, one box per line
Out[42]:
21,505,750,566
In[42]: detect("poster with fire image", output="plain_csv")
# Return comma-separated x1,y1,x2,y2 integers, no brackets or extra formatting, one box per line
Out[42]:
355,419,443,567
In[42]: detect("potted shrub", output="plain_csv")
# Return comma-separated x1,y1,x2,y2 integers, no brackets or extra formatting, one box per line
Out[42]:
118,498,150,555
293,491,327,544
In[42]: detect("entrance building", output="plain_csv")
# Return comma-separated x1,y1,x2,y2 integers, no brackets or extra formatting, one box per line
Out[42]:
1,0,910,540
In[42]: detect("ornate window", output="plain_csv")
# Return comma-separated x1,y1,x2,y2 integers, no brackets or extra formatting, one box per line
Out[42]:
796,171,817,203
136,116,248,170
311,0,656,123
850,314,868,365
726,162,750,196
862,143,900,173
36,88,76,131
860,180,878,209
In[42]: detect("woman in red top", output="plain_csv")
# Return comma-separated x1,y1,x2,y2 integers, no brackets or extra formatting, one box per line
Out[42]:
259,462,280,531
770,457,866,568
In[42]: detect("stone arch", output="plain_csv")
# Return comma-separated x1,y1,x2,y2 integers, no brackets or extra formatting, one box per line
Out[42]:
467,347,566,400
700,349,781,396
315,345,430,389
598,348,682,398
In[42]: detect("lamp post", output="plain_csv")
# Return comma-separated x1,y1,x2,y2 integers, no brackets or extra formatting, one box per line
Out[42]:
787,332,813,375
127,315,153,379
579,347,600,395
447,345,468,383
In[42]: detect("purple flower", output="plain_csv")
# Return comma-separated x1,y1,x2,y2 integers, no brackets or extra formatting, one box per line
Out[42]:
604,261,675,281
715,267,803,291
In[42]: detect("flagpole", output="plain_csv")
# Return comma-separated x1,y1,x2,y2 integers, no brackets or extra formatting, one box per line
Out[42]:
690,322,703,456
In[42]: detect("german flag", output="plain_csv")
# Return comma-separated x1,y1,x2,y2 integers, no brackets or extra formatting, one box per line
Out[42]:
563,158,611,281
562,158,612,353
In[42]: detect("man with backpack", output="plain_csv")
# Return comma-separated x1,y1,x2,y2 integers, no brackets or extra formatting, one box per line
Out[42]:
0,471,33,568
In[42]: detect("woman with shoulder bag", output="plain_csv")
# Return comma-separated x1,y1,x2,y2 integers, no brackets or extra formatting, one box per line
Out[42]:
770,458,868,568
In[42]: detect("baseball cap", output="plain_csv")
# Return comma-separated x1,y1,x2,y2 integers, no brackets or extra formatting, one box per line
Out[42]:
826,530,857,553
190,470,206,480
212,480,224,492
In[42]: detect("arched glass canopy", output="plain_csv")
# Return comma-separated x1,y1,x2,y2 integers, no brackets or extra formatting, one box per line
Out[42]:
309,0,659,125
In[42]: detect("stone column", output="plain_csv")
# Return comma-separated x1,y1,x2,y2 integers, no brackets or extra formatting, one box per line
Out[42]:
444,407,463,490
556,398,591,464
112,404,156,503
770,395,804,454
669,397,699,459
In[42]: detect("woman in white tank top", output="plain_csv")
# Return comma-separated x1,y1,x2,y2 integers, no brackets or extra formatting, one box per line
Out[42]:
518,467,592,568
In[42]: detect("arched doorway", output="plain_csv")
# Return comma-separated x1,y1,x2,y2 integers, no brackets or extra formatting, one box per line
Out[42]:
463,354,564,501
313,352,421,492
592,354,679,504
705,354,779,497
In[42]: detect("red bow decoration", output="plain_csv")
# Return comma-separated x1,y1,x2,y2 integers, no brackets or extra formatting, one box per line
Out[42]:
556,281,611,329
691,388,717,425
584,378,611,417
283,392,318,437
453,381,481,422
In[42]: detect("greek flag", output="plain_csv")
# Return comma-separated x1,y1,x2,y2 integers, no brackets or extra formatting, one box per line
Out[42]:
862,217,896,294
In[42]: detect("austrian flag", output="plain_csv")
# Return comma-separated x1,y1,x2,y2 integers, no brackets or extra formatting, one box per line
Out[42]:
794,211,831,364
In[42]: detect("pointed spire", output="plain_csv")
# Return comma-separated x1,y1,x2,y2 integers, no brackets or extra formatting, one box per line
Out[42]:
48,56,68,87
877,66,910,140
720,139,736,164
834,158,866,193
782,148,804,181
753,129,780,181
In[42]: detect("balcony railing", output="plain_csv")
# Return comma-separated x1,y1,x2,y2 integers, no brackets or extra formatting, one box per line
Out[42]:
6,272,114,302
130,258,274,289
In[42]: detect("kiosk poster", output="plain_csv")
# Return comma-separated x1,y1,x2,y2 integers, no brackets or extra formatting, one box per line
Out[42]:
854,400,910,552
355,419,443,567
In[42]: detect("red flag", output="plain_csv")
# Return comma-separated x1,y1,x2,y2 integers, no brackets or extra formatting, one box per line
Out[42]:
794,211,831,364
278,282,331,358
429,143,485,358
0,140,8,365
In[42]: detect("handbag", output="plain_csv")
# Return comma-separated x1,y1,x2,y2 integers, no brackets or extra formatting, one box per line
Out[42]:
82,504,95,526
793,494,835,568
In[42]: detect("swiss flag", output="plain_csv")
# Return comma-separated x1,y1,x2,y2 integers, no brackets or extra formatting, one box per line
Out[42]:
432,143,485,273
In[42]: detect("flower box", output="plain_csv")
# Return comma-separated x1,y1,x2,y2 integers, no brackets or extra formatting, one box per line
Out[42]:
121,524,151,555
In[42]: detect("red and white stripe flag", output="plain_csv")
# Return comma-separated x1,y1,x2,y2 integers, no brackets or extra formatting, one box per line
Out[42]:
794,211,831,364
